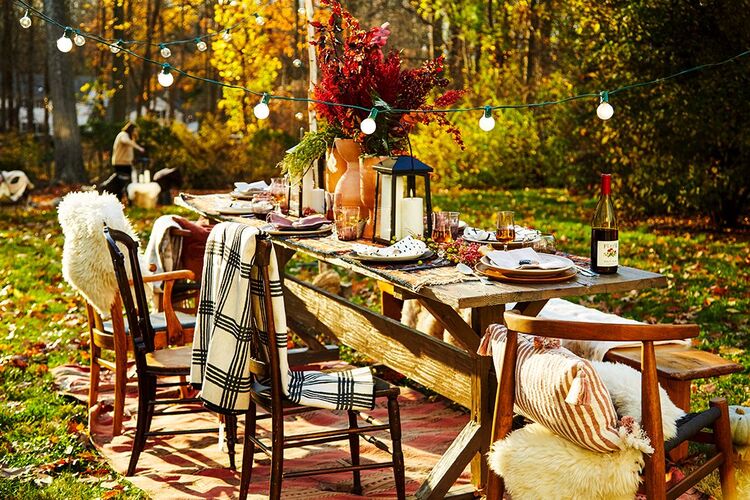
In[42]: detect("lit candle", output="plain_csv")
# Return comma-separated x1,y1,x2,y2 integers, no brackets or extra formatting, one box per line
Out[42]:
144,169,151,183
379,175,405,240
399,197,424,238
301,168,314,211
310,188,326,214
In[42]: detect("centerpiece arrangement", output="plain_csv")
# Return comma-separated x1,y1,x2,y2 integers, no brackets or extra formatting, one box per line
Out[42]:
280,0,463,240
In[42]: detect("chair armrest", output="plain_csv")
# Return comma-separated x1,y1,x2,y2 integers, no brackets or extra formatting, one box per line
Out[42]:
140,269,196,284
504,310,699,342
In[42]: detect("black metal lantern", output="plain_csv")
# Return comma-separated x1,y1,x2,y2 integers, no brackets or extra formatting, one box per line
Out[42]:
372,156,433,243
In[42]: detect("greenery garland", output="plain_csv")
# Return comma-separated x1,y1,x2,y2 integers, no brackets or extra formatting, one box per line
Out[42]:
279,125,340,182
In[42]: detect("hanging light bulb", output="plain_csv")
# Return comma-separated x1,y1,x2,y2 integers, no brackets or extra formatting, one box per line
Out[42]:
596,91,614,120
110,40,122,54
295,112,305,121
292,58,302,68
195,38,208,52
158,64,174,87
255,14,266,26
253,93,271,120
73,32,86,47
479,106,496,132
297,7,306,15
360,108,378,135
57,28,73,53
19,10,32,29
159,44,171,58
222,29,232,42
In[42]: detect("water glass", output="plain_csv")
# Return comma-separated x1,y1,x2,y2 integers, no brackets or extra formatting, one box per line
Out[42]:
335,206,360,241
495,211,515,243
431,211,460,243
533,234,557,254
269,177,289,214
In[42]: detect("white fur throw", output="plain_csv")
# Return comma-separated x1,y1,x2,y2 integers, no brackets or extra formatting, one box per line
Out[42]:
592,361,685,440
488,423,646,500
58,191,141,315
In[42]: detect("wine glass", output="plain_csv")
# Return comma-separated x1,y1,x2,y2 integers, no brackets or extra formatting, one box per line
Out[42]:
269,177,289,214
431,211,458,244
495,211,515,250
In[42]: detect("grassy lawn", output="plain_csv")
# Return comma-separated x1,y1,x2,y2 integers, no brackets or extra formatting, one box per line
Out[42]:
0,187,747,498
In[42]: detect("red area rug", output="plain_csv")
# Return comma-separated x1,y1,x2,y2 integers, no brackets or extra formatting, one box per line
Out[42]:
53,364,472,499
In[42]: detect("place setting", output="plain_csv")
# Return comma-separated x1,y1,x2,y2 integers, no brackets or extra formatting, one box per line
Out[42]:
462,210,541,249
474,247,577,284
262,213,333,236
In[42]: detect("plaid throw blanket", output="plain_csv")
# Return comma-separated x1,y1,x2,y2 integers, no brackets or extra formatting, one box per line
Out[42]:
190,222,375,413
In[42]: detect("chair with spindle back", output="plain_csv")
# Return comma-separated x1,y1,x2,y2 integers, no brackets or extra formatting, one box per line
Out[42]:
239,234,406,500
487,310,737,500
102,225,237,476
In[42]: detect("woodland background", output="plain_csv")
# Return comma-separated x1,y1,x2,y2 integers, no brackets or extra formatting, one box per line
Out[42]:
0,0,748,226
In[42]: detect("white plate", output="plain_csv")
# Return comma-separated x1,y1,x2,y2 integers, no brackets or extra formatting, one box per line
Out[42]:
217,202,272,215
349,250,434,263
480,254,574,277
261,224,333,236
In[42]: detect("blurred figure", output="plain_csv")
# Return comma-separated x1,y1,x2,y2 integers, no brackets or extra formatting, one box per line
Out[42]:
98,122,145,198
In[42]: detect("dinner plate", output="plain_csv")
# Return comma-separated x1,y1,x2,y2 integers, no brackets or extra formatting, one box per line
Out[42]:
217,203,272,215
348,250,434,263
274,221,328,231
475,262,577,284
229,190,265,200
262,224,333,236
462,231,540,249
480,254,575,277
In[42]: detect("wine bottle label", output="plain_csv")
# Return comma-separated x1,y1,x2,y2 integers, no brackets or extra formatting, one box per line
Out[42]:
597,240,619,267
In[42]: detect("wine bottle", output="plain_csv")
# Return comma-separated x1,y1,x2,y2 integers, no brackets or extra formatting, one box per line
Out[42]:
590,173,619,274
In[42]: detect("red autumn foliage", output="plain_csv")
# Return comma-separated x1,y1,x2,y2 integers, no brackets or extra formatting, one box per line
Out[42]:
310,0,464,155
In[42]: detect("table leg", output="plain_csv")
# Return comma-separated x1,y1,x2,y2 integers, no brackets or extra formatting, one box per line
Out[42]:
378,281,404,321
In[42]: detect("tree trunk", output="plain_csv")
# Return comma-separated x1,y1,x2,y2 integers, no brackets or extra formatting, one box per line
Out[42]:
44,0,87,184
1,0,17,131
110,0,127,122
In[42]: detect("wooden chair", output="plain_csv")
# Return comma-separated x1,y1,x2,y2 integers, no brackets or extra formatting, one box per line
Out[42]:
85,268,196,436
239,235,406,500
150,225,201,314
488,310,737,500
102,226,237,476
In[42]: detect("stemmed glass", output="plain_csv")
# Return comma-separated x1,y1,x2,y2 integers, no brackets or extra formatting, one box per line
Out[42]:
495,211,515,250
269,177,289,214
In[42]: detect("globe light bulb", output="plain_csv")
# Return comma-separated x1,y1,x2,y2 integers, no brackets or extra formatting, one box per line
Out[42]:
596,101,614,120
360,108,378,135
19,11,32,29
160,45,171,58
297,7,306,15
158,66,174,87
479,106,496,132
222,30,233,42
110,41,121,54
57,35,73,53
295,112,304,121
255,15,266,26
73,33,86,46
292,58,302,68
196,40,208,52
254,94,271,120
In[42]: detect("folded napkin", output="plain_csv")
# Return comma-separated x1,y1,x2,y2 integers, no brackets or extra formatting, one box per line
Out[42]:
234,180,269,193
463,225,539,242
351,236,427,258
487,247,564,270
267,213,328,230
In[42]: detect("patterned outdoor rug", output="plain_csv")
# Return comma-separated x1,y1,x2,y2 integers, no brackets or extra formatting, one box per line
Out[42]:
53,363,472,499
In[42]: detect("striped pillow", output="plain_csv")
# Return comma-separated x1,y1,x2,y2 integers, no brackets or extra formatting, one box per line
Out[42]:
487,324,624,453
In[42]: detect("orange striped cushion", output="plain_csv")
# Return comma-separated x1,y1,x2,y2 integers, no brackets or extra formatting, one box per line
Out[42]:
488,324,623,452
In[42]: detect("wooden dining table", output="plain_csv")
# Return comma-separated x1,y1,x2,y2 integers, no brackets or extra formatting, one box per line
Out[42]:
177,193,668,499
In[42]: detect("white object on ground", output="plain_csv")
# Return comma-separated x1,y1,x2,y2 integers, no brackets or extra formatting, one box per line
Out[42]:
0,170,33,202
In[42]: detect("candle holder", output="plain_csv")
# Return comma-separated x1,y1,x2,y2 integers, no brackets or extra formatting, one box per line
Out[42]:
372,156,433,244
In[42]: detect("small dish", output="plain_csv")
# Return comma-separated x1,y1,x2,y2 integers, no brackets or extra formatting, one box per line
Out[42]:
348,250,434,263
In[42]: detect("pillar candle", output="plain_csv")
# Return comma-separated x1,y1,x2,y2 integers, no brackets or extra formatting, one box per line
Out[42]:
310,188,326,214
378,175,405,240
144,169,151,183
399,197,424,239
301,167,314,210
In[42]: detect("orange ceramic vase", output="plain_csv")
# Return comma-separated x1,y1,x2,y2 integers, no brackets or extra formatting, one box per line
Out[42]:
332,139,366,219
325,145,346,193
359,156,386,239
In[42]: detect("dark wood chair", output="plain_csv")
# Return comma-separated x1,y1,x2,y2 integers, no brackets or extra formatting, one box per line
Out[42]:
239,235,406,500
85,268,196,436
102,226,237,476
487,310,737,500
150,225,201,314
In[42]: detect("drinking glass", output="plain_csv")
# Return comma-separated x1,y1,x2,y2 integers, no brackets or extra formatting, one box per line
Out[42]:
533,234,557,254
495,211,516,246
269,177,289,214
431,211,460,244
335,206,360,241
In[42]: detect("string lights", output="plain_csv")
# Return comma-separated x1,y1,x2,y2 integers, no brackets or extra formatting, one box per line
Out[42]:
15,0,750,130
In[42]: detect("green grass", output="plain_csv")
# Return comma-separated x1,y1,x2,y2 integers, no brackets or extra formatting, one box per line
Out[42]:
0,187,747,498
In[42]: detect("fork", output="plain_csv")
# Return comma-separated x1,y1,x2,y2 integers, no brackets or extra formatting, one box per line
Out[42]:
575,265,597,277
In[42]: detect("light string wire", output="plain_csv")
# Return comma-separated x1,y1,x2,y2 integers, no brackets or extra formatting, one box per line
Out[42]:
17,0,750,117
16,0,267,48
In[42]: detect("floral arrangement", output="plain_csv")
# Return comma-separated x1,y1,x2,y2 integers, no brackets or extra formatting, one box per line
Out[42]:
310,0,464,156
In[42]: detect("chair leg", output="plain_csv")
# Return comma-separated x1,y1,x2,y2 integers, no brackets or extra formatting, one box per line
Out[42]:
270,410,284,500
112,354,127,437
127,374,154,476
347,410,362,495
387,394,406,500
240,402,257,500
710,398,737,500
88,347,101,411
226,413,237,471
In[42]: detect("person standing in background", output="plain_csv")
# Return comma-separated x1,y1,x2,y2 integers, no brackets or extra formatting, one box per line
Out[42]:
99,121,145,199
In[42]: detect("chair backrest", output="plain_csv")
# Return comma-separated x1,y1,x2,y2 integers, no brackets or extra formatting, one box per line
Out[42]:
103,226,156,363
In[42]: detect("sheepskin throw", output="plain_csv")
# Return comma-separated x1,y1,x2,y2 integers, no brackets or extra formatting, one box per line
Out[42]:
592,361,685,440
480,324,652,453
488,423,647,500
58,191,140,315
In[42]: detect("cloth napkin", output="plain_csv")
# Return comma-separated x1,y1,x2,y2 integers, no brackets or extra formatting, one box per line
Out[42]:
463,225,539,242
267,213,328,230
486,247,564,270
234,180,269,193
351,236,427,258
